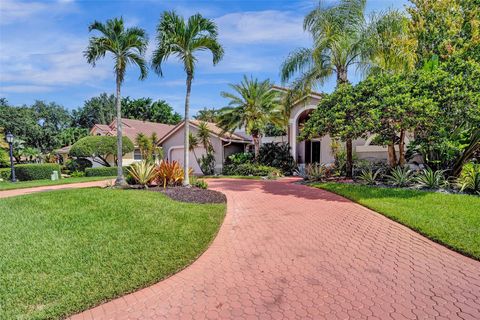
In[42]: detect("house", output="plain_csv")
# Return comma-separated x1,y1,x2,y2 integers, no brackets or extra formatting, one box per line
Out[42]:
158,120,251,174
269,87,412,166
90,118,175,166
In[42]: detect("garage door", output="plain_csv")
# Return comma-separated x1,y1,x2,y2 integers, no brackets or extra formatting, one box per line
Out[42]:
169,147,206,175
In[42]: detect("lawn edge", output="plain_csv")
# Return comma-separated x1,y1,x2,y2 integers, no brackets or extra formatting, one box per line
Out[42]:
0,176,115,191
310,182,480,262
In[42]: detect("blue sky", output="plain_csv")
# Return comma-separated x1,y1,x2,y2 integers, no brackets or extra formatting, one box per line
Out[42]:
0,0,409,115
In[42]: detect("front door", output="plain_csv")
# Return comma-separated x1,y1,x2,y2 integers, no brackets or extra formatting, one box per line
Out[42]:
305,140,321,164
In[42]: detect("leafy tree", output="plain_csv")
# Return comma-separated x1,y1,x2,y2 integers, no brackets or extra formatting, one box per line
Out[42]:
152,11,224,185
69,136,134,167
135,133,162,163
407,0,480,62
300,84,372,172
85,17,148,185
122,97,181,124
194,107,220,122
218,76,283,159
58,127,89,147
73,93,116,128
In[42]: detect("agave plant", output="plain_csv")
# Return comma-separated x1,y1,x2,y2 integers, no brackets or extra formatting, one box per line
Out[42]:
358,168,381,185
386,166,413,187
415,168,447,189
457,164,480,194
127,161,157,188
304,163,333,181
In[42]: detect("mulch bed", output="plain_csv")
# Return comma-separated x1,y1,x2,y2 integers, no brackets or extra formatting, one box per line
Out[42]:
147,186,227,204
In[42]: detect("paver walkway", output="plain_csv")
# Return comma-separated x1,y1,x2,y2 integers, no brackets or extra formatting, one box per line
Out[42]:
0,179,113,198
70,178,479,320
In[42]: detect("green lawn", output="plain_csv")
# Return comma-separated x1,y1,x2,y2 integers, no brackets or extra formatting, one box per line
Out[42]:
0,188,225,319
312,183,480,260
0,176,115,191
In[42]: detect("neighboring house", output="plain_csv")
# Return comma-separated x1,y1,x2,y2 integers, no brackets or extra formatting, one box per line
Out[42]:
268,87,412,166
158,120,251,174
90,118,175,166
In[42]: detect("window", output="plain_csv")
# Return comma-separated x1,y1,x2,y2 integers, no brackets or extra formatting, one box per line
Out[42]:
134,149,142,160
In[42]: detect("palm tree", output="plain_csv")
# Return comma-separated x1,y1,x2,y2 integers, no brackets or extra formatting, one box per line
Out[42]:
152,11,224,186
85,17,148,185
197,121,213,152
218,76,284,159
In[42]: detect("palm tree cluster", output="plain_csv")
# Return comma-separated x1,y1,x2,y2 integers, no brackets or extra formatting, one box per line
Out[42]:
85,13,223,186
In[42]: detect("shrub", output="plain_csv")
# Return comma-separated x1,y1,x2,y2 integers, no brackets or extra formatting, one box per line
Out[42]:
0,167,11,180
70,136,134,167
70,171,86,178
156,160,190,188
65,158,93,172
415,168,447,189
199,153,215,175
127,161,157,188
258,142,296,175
386,166,414,187
191,176,208,189
358,168,381,185
14,164,62,181
302,163,334,181
85,167,124,177
0,149,9,167
457,163,480,194
223,163,281,177
226,152,253,165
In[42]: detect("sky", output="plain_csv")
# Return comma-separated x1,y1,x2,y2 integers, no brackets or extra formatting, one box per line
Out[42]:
0,0,410,115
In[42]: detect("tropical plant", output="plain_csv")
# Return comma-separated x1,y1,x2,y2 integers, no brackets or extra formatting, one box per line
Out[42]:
358,168,381,185
386,166,414,187
136,133,162,163
69,136,134,167
127,161,157,188
301,163,334,181
21,147,41,163
199,153,215,175
222,163,281,177
85,17,148,185
190,176,208,189
456,163,480,194
65,158,93,172
218,76,284,159
188,132,200,163
415,167,448,189
226,152,253,165
152,11,224,186
155,160,191,188
258,142,296,175
194,108,219,122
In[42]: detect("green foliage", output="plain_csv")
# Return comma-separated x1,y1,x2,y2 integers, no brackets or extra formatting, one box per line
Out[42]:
85,166,123,177
300,163,334,181
218,76,284,158
258,142,296,175
0,168,11,180
127,161,157,187
122,97,181,124
70,171,86,178
222,163,281,177
73,93,116,128
136,133,163,163
65,158,93,172
0,148,9,168
415,168,448,189
226,152,253,165
58,127,89,147
190,176,208,189
358,168,381,185
199,153,215,175
457,163,480,194
155,160,188,188
69,136,134,167
386,166,414,187
194,108,220,122
15,164,62,181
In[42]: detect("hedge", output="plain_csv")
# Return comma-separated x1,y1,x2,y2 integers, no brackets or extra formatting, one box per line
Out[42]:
0,167,10,180
15,164,62,181
222,163,281,176
85,166,126,177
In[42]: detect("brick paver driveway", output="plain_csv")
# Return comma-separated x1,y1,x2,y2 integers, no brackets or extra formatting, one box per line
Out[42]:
71,178,480,320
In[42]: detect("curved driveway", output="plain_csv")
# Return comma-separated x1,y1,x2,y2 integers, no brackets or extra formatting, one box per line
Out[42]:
71,178,480,320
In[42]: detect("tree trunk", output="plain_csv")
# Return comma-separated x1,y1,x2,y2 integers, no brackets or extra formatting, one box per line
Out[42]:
337,67,348,85
451,128,480,177
387,141,397,168
114,75,126,186
252,132,261,160
345,138,353,178
398,129,406,166
183,73,193,186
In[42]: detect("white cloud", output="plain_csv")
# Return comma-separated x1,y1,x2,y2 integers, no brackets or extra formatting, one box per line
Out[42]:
0,84,54,93
215,10,309,45
0,0,76,25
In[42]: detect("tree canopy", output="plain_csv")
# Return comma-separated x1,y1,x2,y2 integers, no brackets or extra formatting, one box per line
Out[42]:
69,136,134,167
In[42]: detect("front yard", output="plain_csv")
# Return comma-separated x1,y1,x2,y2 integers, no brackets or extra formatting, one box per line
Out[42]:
0,188,225,319
0,176,115,191
313,183,480,260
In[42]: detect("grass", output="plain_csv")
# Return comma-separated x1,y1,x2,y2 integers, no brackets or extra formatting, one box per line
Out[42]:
0,176,115,191
312,182,480,260
0,188,225,319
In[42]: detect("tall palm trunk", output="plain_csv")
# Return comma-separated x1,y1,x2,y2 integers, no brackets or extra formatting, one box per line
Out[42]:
337,67,353,178
115,75,126,185
183,73,193,186
252,131,261,160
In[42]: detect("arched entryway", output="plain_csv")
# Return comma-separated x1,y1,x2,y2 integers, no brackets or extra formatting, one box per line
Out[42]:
289,106,318,164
